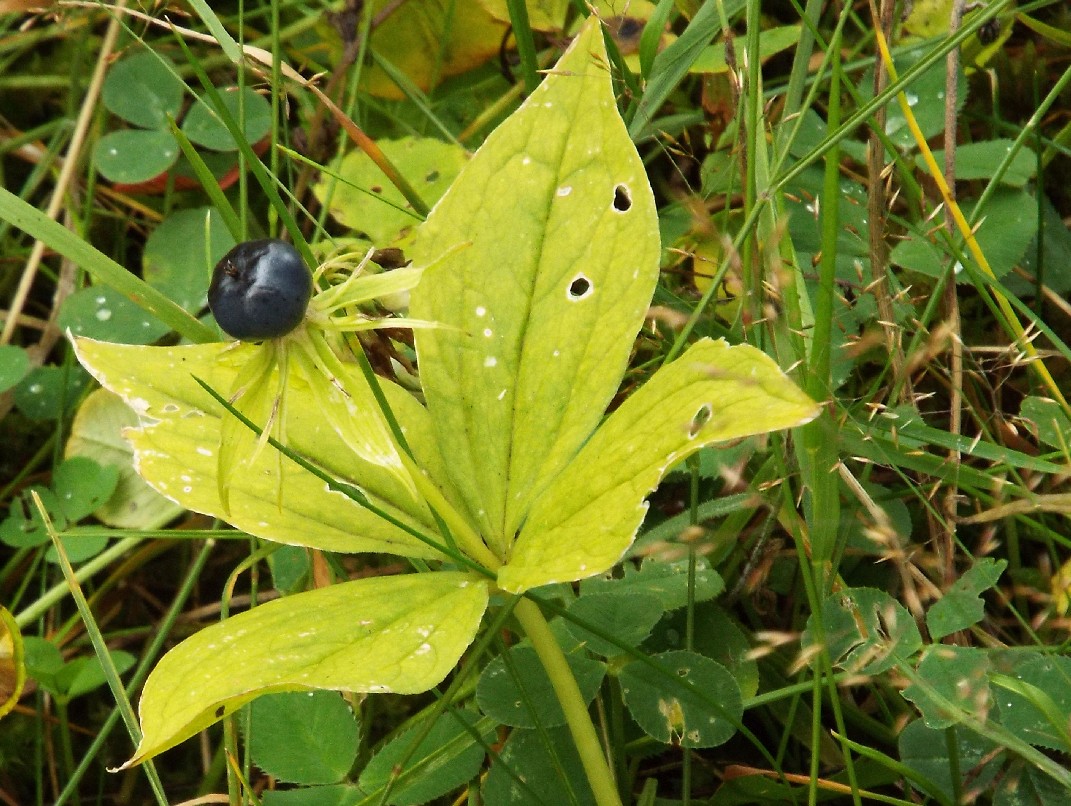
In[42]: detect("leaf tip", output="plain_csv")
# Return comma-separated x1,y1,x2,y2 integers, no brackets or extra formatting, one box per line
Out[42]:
111,745,148,772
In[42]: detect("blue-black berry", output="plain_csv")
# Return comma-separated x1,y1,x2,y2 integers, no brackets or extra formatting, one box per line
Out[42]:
209,239,312,341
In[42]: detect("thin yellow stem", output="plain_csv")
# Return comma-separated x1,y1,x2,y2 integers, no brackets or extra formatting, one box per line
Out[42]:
869,6,1071,418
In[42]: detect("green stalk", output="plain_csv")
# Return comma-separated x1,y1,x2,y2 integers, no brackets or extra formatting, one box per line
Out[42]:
399,452,501,570
38,496,168,805
506,0,540,94
54,698,76,783
53,540,216,805
14,537,144,629
514,597,622,806
798,23,842,592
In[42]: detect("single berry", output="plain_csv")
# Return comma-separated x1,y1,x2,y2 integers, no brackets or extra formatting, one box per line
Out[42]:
209,239,313,341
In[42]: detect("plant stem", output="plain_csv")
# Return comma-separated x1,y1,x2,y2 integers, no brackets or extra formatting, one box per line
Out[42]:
14,537,145,629
514,597,622,806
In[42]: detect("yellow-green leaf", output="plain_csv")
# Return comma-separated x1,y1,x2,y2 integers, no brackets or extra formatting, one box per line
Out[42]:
72,338,445,558
65,388,182,529
361,1,507,99
123,572,489,767
410,17,661,554
480,0,657,34
316,137,467,244
498,338,819,592
480,0,572,31
0,605,24,720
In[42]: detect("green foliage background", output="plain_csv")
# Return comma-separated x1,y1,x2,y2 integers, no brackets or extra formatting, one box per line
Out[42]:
2,1,1071,804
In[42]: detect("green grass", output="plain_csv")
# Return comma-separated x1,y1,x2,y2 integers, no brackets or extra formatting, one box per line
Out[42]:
2,1,1071,804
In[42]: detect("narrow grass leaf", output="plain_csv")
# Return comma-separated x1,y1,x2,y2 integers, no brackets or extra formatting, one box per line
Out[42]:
628,0,745,140
0,187,215,343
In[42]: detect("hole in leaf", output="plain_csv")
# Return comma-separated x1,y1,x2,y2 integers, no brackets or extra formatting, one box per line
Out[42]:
613,184,631,212
688,403,712,438
567,275,593,300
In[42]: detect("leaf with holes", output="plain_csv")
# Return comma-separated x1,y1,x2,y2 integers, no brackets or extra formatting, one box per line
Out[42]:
409,18,816,588
65,15,820,779
409,18,663,556
804,587,923,675
619,649,742,748
498,338,819,592
121,572,489,768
